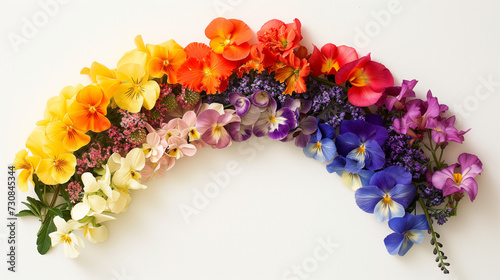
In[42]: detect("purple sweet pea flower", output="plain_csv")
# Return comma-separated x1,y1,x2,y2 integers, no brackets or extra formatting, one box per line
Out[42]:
384,213,430,256
355,166,416,222
376,79,417,111
253,99,296,140
303,120,337,162
196,109,241,149
229,92,251,117
426,116,469,144
431,153,483,201
327,156,374,190
336,119,388,172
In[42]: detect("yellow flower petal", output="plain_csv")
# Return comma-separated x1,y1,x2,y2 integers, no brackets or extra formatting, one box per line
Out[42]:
117,51,148,70
113,84,144,113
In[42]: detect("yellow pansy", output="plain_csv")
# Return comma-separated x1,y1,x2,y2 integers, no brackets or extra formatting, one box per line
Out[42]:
13,149,41,192
113,63,160,113
28,128,76,185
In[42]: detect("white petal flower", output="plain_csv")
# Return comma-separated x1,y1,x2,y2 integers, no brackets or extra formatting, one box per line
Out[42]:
48,216,84,258
112,148,147,190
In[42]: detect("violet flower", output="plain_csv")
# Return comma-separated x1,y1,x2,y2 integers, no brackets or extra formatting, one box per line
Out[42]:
355,166,416,222
431,153,483,201
327,156,374,190
253,99,296,140
335,119,388,172
303,120,336,162
384,213,430,256
229,92,251,117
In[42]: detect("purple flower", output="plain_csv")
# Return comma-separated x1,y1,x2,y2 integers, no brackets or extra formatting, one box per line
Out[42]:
327,156,374,190
253,99,296,140
196,109,241,149
376,79,417,111
384,213,430,256
227,123,253,142
431,153,483,201
250,90,272,107
336,119,388,172
229,92,251,117
355,166,416,222
426,116,469,144
303,121,337,162
393,91,448,138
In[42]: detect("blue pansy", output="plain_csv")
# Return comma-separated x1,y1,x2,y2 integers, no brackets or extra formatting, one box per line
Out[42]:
326,156,374,190
384,213,430,256
335,119,388,173
354,166,416,222
303,120,336,162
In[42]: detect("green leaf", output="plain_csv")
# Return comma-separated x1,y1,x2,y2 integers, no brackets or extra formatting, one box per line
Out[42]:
36,214,55,255
16,209,36,217
21,201,41,220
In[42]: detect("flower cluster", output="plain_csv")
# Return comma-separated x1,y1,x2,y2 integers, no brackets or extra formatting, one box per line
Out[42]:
13,18,482,275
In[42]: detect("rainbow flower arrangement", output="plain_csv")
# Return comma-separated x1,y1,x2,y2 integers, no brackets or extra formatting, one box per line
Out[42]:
13,18,482,274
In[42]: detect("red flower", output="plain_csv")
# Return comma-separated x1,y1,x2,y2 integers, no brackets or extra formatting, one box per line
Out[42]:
335,54,394,107
309,43,358,76
177,43,236,94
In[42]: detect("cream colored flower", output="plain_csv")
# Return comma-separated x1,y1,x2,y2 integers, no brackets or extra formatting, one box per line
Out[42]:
49,216,84,258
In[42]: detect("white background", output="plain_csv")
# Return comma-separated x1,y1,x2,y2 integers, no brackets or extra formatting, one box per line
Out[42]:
1,0,499,279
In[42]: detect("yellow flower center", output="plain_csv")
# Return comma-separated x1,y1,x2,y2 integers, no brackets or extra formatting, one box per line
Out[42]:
315,142,322,149
61,235,72,244
89,106,97,113
269,116,277,123
130,170,141,180
453,173,463,185
383,194,392,204
203,67,213,76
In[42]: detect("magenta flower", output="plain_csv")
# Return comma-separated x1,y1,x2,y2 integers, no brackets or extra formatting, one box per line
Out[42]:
431,153,483,201
426,116,469,144
196,109,241,149
376,79,417,111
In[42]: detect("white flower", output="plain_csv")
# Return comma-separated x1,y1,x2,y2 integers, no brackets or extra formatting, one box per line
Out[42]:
107,187,131,214
49,216,84,258
112,148,147,190
82,223,108,243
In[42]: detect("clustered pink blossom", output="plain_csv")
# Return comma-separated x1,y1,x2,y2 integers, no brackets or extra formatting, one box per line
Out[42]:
66,181,82,203
76,142,112,174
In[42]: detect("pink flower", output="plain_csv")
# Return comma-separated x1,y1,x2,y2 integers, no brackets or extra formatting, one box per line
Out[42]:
178,111,201,142
196,109,241,149
166,136,197,159
431,153,483,202
143,131,168,163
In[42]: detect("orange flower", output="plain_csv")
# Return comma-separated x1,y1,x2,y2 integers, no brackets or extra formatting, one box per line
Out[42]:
46,114,91,151
236,44,266,77
275,52,310,95
147,39,187,83
68,85,111,132
177,43,236,94
205,17,252,61
257,18,303,58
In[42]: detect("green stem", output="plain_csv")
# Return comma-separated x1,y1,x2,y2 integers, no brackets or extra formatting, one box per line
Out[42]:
310,76,348,92
418,197,450,274
42,185,60,224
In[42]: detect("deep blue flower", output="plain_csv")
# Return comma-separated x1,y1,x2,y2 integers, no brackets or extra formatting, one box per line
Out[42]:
303,120,336,162
384,213,430,256
335,119,388,173
355,166,416,222
326,156,374,190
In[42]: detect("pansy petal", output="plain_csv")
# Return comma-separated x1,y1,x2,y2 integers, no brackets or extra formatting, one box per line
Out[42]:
374,199,405,222
389,184,416,209
355,185,385,213
384,233,404,255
